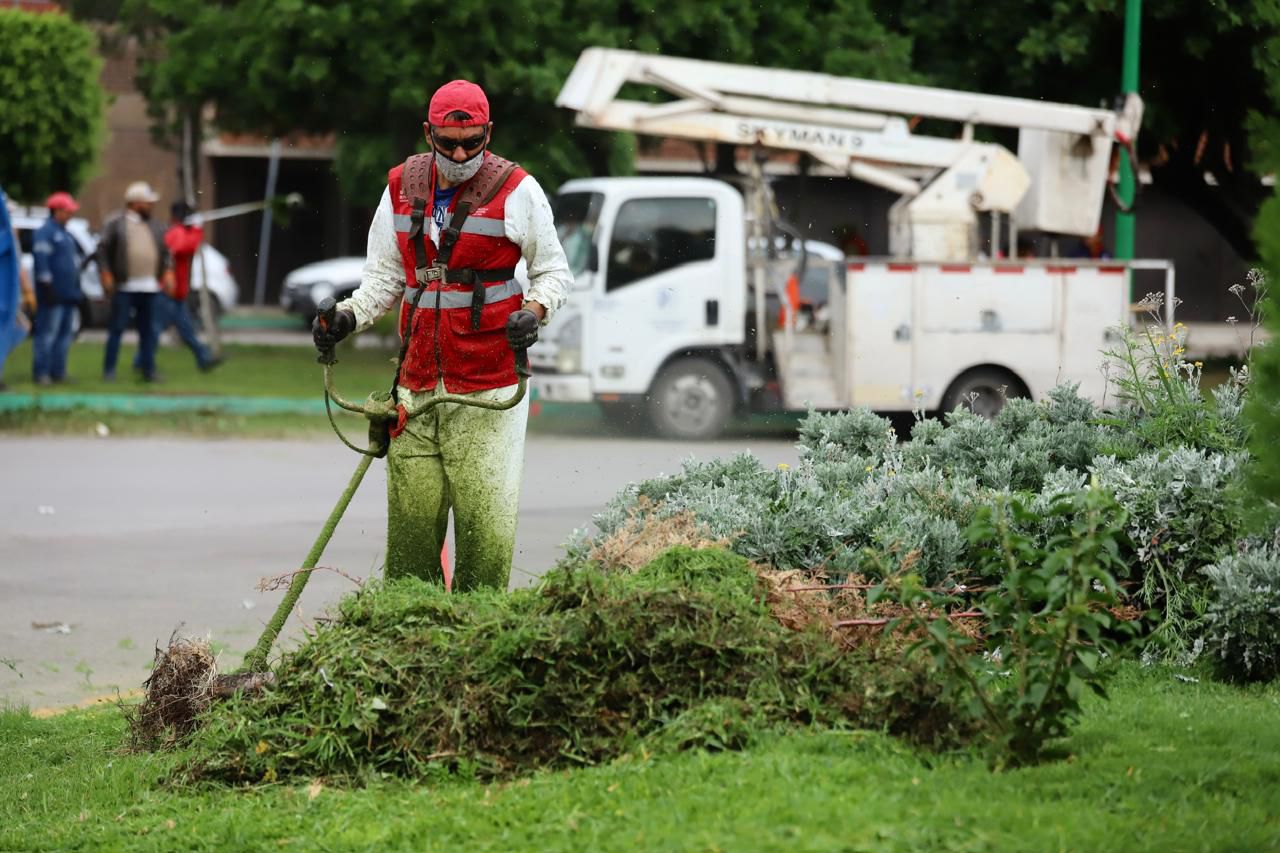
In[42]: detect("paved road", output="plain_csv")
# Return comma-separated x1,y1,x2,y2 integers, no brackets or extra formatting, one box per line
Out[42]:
0,433,799,709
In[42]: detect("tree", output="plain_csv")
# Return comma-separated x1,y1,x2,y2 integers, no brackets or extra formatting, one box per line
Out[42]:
0,9,106,202
1244,7,1280,517
874,0,1280,260
125,0,913,203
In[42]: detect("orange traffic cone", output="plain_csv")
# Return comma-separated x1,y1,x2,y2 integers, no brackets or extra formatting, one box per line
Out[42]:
442,539,452,592
778,272,801,327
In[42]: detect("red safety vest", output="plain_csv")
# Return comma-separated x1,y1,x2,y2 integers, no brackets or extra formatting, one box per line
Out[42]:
387,153,527,394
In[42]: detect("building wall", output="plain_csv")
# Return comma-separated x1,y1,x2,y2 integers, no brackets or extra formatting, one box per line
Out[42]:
76,35,191,229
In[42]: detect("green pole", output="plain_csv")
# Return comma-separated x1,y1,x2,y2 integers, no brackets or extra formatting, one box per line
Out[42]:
1114,0,1141,263
240,452,375,673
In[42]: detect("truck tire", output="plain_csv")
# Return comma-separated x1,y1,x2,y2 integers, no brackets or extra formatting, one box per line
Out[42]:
940,367,1024,419
647,357,735,440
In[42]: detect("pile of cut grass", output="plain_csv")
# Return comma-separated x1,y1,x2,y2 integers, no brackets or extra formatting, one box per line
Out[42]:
187,548,970,783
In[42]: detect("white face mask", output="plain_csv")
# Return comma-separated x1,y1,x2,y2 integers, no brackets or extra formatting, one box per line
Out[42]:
435,150,485,184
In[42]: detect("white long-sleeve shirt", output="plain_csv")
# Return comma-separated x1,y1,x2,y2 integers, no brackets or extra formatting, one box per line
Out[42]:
341,174,571,332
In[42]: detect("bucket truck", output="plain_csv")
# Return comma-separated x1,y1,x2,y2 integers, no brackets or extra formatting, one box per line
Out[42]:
532,48,1171,439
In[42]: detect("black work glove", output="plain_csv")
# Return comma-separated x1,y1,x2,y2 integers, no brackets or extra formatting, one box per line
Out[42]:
506,308,539,349
312,305,355,350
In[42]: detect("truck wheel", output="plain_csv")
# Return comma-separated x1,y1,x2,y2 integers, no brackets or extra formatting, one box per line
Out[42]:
647,357,735,440
940,367,1024,419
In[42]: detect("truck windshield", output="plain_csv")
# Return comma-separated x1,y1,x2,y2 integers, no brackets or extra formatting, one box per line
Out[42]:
554,192,603,275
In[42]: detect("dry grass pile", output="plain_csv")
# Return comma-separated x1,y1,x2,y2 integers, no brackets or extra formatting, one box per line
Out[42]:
125,634,218,749
588,501,729,572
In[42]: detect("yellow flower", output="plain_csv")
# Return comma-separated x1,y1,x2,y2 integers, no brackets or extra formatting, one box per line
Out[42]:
865,465,873,473
1173,347,1185,356
777,463,790,471
1194,361,1204,368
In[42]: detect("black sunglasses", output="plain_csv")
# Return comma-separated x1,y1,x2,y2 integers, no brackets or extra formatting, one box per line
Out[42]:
431,129,488,154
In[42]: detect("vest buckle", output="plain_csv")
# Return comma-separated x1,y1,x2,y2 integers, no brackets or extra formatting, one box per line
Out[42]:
416,263,446,283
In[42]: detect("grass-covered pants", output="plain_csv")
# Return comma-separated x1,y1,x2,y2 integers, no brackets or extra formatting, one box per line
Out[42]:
386,382,529,591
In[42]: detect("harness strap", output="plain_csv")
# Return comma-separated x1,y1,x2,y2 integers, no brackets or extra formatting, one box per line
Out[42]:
401,278,523,310
399,153,524,333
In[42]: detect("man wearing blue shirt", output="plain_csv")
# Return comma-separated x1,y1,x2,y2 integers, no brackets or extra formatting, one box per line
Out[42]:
31,192,83,385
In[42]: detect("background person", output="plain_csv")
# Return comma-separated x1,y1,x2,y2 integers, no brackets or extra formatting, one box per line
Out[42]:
0,184,35,391
97,181,172,382
152,201,220,372
30,192,83,385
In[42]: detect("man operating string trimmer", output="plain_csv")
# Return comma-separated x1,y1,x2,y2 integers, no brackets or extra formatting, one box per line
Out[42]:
313,80,571,591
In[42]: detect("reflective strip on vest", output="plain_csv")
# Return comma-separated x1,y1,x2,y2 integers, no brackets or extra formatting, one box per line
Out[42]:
402,278,523,308
393,213,507,238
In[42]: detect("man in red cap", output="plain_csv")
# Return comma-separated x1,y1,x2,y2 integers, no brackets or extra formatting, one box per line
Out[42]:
313,79,572,592
30,192,84,385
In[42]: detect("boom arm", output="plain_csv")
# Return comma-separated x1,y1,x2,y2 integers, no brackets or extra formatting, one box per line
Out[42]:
557,48,1142,245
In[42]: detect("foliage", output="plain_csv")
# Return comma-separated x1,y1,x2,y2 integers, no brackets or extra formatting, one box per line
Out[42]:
877,0,1280,256
1100,307,1250,457
591,342,1264,667
1203,544,1280,682
1092,447,1249,655
872,487,1134,765
125,0,914,199
188,548,967,783
0,9,105,201
1248,204,1280,517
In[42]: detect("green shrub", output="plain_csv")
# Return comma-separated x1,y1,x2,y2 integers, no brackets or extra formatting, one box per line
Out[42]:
1091,448,1248,654
873,486,1135,765
187,548,970,783
1203,546,1280,682
0,9,105,199
1100,314,1249,458
591,374,1252,661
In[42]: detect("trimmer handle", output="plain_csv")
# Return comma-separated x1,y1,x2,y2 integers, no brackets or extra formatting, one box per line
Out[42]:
515,346,531,378
315,296,338,365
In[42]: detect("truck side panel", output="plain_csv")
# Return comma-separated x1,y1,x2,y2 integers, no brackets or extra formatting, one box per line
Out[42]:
846,262,1132,411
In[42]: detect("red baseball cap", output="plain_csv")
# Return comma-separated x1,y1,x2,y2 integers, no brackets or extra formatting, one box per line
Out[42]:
46,191,79,213
428,80,490,127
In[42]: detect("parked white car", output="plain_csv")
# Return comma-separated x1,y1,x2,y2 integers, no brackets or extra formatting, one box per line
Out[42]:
280,256,366,325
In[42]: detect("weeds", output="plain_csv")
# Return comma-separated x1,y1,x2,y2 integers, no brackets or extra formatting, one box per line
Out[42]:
870,486,1134,765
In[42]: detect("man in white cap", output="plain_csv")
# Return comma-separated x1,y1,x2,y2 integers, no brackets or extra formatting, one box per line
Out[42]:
312,79,572,592
97,181,173,382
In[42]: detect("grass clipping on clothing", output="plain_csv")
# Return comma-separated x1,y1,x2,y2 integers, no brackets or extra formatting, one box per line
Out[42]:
185,547,969,783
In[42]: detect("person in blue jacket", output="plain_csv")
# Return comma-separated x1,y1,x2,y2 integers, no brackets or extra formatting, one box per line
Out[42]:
0,184,35,391
31,192,84,385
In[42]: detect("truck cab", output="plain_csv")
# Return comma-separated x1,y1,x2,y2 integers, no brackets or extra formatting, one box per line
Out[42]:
534,177,752,438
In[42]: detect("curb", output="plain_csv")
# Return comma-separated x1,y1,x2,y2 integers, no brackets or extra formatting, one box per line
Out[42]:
30,689,143,718
0,392,326,416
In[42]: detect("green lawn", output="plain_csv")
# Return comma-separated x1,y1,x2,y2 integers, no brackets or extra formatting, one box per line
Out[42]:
1,341,397,399
2,665,1277,851
0,340,805,439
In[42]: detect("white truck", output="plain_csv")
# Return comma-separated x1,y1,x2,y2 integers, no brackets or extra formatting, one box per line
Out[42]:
530,48,1172,439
